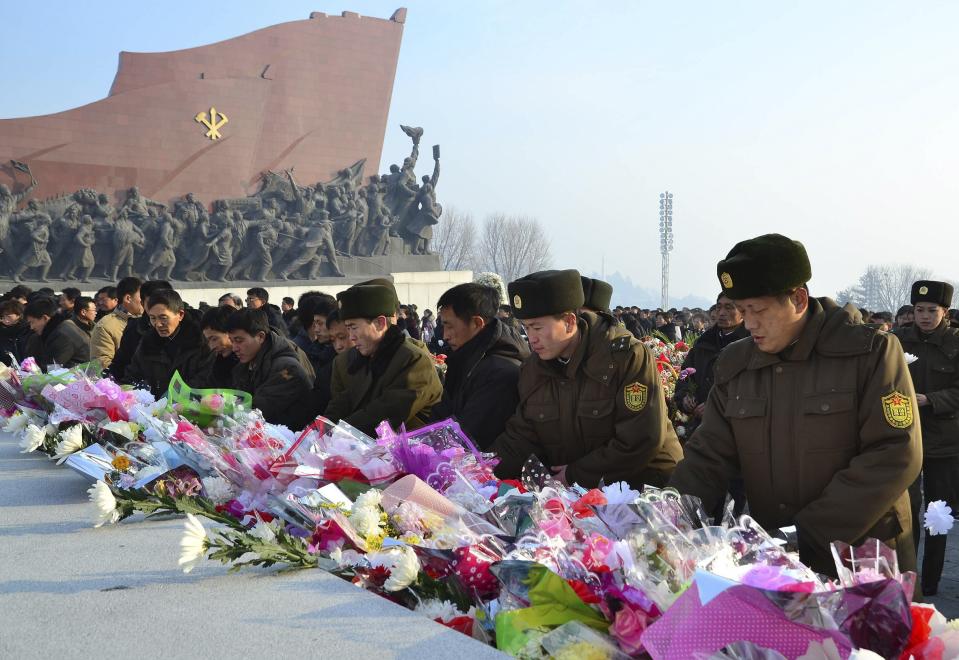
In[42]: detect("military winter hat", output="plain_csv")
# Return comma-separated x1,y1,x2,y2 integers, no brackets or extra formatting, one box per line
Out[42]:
580,276,613,312
357,278,400,312
508,269,585,320
911,280,954,308
716,234,811,300
336,285,397,320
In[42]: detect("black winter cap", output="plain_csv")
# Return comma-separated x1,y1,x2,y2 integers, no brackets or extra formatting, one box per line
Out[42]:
911,280,954,308
508,269,585,320
716,234,811,300
580,276,613,313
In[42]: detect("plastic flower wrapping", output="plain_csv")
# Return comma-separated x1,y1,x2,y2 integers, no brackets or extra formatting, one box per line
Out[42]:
7,360,959,658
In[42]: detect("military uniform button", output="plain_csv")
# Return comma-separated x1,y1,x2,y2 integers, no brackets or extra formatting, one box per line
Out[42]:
775,366,783,374
592,409,599,416
778,503,786,510
820,403,830,412
602,375,608,381
738,408,746,415
538,413,544,420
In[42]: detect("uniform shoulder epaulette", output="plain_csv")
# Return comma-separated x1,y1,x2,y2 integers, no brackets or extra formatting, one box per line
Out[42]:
611,335,632,352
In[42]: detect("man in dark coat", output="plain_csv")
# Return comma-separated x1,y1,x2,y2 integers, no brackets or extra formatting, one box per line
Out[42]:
198,305,239,388
226,308,314,430
123,289,209,397
493,270,683,488
24,298,90,369
674,293,750,430
429,282,530,450
324,283,442,436
669,234,921,582
895,280,959,595
245,287,289,337
108,279,172,380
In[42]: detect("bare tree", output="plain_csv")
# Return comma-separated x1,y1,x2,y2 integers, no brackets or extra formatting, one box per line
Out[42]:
478,213,553,283
431,205,477,271
836,263,934,312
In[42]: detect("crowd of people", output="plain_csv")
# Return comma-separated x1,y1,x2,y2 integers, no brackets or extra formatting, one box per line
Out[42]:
3,231,957,599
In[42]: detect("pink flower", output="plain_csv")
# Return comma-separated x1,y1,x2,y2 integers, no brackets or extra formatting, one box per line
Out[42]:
610,603,649,656
583,533,613,571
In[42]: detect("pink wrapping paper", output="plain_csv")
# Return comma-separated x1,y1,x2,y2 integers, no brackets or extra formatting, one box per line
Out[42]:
641,582,853,659
381,474,461,517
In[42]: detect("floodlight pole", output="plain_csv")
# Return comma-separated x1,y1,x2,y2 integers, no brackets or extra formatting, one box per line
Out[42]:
659,191,674,309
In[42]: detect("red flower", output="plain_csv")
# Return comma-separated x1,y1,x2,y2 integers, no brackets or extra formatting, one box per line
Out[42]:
571,489,608,518
322,456,366,483
901,604,935,659
675,341,688,350
438,615,474,636
567,578,601,604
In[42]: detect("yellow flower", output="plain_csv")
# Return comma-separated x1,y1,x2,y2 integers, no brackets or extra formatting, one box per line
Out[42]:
111,455,131,472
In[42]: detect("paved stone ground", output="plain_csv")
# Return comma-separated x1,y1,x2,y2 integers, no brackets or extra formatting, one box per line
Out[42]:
0,434,504,659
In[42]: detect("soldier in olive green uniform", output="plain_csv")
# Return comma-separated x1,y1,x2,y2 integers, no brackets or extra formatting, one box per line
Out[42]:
324,283,442,436
492,269,682,488
669,235,921,580
896,281,959,595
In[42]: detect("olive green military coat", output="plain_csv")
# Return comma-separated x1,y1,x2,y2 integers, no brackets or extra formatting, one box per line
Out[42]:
324,325,442,436
493,312,683,488
670,298,922,575
894,320,959,458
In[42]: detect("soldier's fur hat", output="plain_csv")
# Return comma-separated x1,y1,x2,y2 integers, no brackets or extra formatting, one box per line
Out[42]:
716,234,811,300
336,285,397,320
508,270,585,320
911,280,954,308
580,277,613,313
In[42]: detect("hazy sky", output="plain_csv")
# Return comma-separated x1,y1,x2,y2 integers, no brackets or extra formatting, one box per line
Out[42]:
3,2,957,301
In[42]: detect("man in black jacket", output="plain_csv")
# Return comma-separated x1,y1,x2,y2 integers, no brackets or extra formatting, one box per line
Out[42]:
124,289,209,396
24,297,90,369
429,283,530,450
108,280,172,380
198,305,239,388
226,308,314,429
245,287,289,337
674,293,750,427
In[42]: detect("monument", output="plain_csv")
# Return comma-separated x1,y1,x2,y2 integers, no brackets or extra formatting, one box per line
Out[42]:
0,8,447,284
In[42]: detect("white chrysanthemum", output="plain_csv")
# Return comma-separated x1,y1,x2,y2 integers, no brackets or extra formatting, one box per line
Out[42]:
349,505,384,539
248,520,277,543
201,476,233,504
904,353,919,365
415,599,467,622
178,514,208,573
88,480,120,528
100,421,139,441
18,424,46,453
602,481,641,506
383,546,420,591
925,500,955,536
52,425,85,464
353,488,383,510
4,412,29,433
